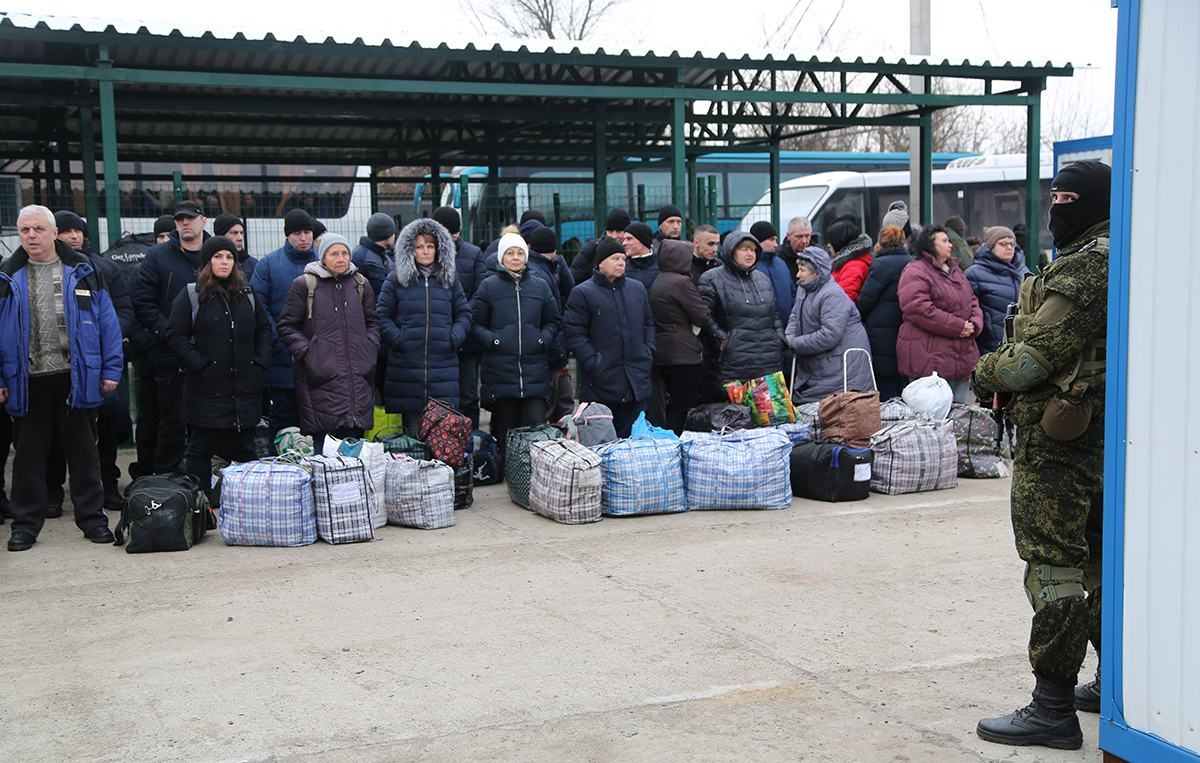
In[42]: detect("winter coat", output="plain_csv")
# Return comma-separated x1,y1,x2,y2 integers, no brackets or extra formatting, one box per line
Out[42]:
526,250,574,368
754,247,796,325
776,238,801,281
856,245,911,383
830,233,874,302
165,283,272,431
562,271,656,404
569,237,603,285
785,247,875,403
351,237,394,303
650,240,711,367
236,250,257,281
249,240,318,388
697,231,785,383
896,251,984,381
691,254,721,284
471,268,560,403
455,238,489,301
376,218,472,413
947,228,973,269
277,261,380,435
85,251,135,352
624,253,660,292
0,241,124,416
131,230,208,373
964,244,1030,354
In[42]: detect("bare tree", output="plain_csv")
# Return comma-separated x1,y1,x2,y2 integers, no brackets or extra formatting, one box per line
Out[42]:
461,0,622,40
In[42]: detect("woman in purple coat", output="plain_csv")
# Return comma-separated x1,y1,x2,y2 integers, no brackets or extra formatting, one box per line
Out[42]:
896,225,984,403
277,234,380,452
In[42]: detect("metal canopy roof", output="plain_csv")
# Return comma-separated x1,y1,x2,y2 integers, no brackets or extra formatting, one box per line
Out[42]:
0,14,1073,167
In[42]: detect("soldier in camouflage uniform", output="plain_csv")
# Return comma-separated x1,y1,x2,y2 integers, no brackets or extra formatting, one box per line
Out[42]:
972,160,1111,750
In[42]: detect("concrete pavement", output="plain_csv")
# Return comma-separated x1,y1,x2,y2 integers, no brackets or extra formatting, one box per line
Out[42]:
0,472,1101,762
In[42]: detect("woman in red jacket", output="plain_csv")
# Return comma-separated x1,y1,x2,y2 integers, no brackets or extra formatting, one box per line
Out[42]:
896,225,983,402
826,216,873,302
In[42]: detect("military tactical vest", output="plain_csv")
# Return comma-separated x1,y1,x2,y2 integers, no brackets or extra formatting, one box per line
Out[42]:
1013,236,1108,398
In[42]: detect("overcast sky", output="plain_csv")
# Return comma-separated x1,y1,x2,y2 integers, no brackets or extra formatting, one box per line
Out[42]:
6,0,1117,143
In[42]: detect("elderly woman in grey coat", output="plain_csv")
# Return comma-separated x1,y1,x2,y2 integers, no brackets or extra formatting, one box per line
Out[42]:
785,246,875,403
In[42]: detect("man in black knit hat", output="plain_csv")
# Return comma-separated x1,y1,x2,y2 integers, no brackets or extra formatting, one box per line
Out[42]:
570,207,631,285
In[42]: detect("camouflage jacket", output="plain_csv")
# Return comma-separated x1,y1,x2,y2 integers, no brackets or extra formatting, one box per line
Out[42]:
974,221,1109,428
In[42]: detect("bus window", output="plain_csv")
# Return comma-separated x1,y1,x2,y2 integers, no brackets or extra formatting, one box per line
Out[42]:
813,188,865,242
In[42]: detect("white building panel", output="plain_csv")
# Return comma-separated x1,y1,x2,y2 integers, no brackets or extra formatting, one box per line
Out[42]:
1122,0,1200,752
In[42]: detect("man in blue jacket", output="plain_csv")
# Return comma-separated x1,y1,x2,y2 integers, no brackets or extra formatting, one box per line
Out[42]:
250,208,318,437
131,200,209,474
0,206,123,551
562,238,656,438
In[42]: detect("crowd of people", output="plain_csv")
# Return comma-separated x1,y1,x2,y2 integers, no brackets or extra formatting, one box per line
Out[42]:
0,196,1034,552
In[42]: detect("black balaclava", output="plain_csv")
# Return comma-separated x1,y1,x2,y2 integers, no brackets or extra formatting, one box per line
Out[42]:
1048,160,1111,248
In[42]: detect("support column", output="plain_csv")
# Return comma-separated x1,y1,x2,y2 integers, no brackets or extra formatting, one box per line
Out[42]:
670,98,686,211
918,112,933,226
707,175,718,227
56,133,72,211
460,175,471,245
1026,89,1043,272
80,108,100,233
592,116,607,238
98,49,122,248
908,0,931,224
429,157,441,214
686,157,698,222
769,140,781,233
368,165,380,213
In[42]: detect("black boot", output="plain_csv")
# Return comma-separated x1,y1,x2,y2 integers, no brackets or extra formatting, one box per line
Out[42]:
977,675,1083,750
1075,668,1100,713
102,484,126,512
45,484,65,518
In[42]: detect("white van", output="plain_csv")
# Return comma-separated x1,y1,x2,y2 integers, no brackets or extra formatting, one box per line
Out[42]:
740,155,1053,247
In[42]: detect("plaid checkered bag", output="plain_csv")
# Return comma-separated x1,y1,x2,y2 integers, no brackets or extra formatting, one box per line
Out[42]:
417,399,472,468
869,419,959,495
880,398,919,424
680,429,792,511
505,424,563,509
384,457,456,530
528,439,603,524
218,460,317,547
593,438,687,516
303,455,375,544
374,429,431,461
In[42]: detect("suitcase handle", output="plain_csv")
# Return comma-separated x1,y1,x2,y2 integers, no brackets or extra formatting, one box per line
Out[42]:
842,347,877,393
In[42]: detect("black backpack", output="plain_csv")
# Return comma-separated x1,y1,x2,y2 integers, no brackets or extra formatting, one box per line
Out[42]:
114,474,212,552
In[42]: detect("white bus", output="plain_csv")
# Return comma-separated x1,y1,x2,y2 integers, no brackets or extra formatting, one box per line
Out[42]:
740,154,1054,248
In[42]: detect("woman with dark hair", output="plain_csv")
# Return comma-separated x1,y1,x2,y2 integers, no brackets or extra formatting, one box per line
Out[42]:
824,216,873,303
377,219,472,436
166,235,272,502
857,225,912,400
278,234,380,453
896,224,984,403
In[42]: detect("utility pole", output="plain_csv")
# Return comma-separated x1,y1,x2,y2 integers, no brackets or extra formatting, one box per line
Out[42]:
909,0,931,224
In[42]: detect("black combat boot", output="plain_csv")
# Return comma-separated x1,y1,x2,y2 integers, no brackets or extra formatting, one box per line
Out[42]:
976,675,1083,750
1075,668,1100,713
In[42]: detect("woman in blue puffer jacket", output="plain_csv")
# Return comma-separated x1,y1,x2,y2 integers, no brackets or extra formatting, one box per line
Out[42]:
964,226,1030,354
376,218,472,436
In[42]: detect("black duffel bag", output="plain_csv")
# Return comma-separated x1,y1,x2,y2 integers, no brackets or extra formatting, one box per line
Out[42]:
115,474,212,552
789,442,873,503
684,402,752,433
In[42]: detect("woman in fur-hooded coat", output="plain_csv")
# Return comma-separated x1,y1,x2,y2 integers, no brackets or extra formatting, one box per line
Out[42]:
376,218,472,428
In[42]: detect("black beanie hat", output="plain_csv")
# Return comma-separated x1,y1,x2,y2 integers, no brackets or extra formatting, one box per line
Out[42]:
1048,160,1112,247
657,204,683,225
431,206,461,235
213,212,244,237
200,235,237,271
595,237,626,264
625,222,654,250
311,219,327,238
749,220,777,243
825,217,861,252
604,208,631,232
153,215,175,236
528,226,558,254
53,210,87,235
284,209,315,235
519,209,547,226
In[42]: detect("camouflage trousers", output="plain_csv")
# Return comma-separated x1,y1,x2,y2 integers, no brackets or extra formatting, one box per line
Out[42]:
1010,418,1104,686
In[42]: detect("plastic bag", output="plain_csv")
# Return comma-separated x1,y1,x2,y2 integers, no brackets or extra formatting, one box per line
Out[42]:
630,411,680,441
901,372,953,421
724,371,796,427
